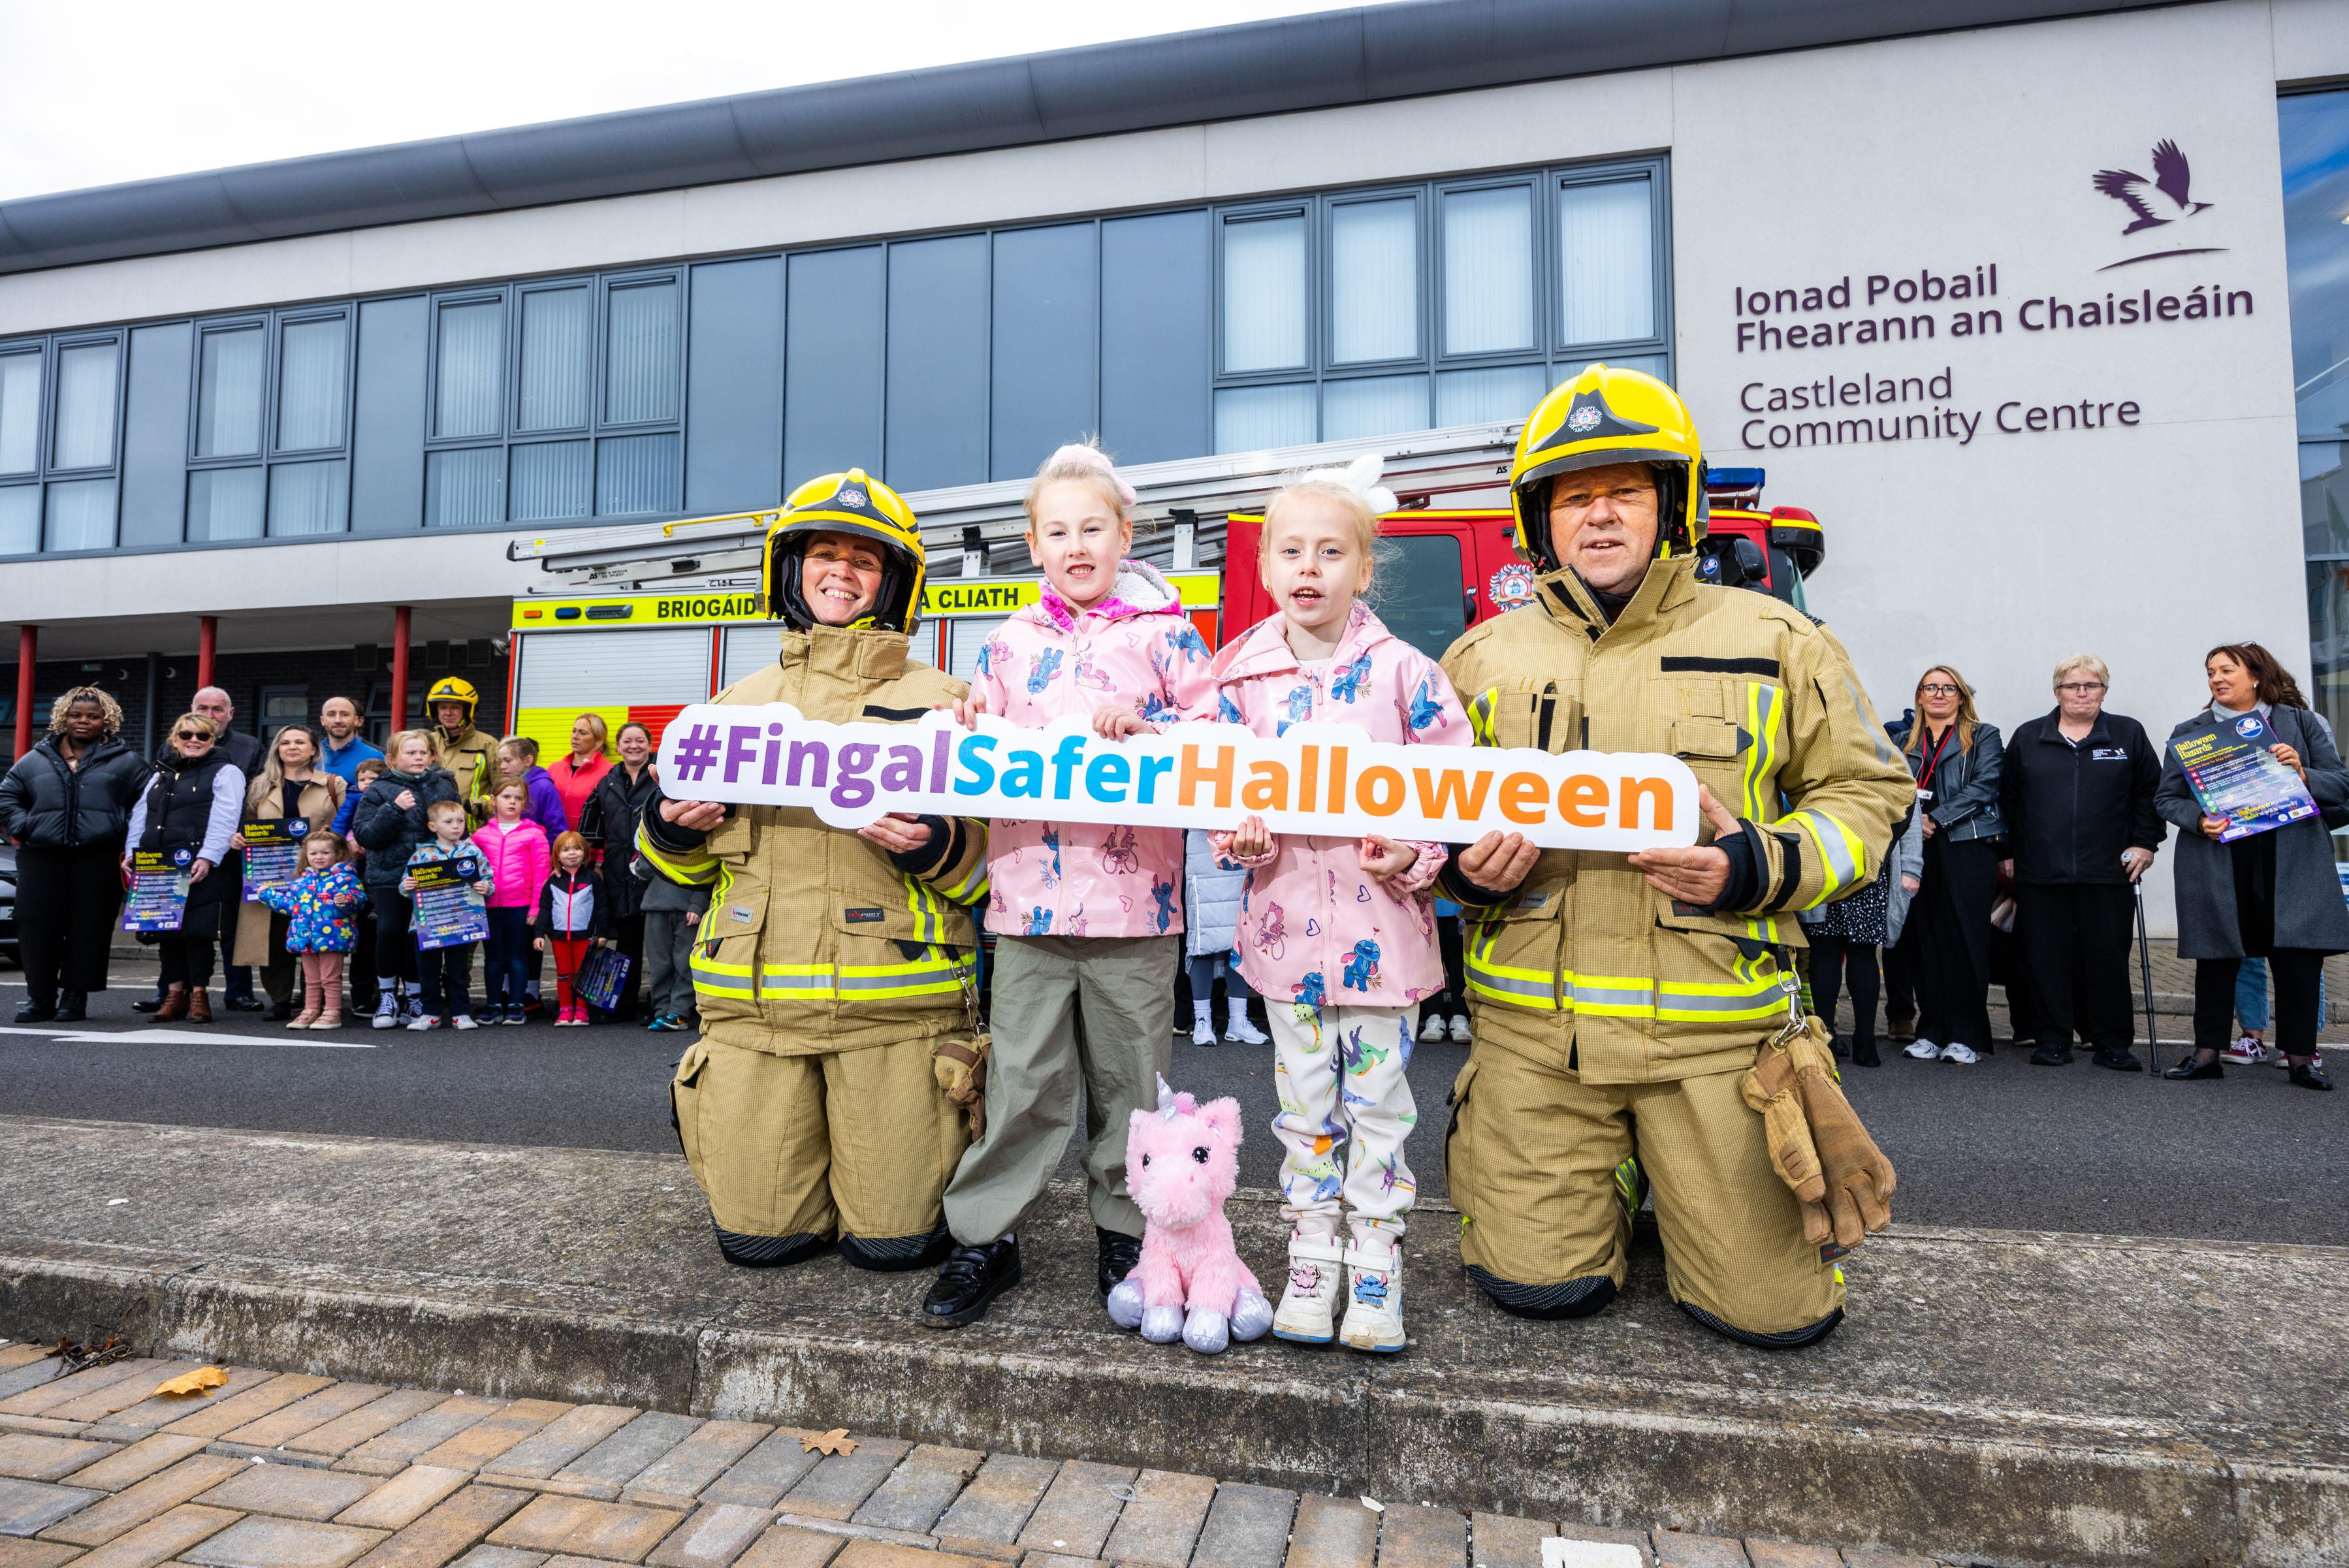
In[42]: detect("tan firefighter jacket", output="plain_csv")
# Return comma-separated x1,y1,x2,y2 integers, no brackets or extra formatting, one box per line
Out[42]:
636,622,989,1057
1439,556,1915,1085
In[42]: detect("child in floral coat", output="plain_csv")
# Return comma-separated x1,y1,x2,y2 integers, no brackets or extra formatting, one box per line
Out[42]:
258,832,367,1029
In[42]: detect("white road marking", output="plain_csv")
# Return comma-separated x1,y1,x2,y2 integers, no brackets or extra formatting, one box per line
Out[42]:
0,1025,376,1049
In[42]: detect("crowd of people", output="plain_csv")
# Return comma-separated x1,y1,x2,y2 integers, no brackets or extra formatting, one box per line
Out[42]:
0,679,699,1032
0,362,2332,1360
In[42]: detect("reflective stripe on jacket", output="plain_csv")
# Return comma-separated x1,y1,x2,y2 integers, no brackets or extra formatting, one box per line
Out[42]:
635,622,989,1057
1439,556,1914,1085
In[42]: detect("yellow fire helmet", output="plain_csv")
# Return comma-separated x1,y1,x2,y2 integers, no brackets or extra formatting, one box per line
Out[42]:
761,468,928,633
1509,363,1706,573
423,677,480,723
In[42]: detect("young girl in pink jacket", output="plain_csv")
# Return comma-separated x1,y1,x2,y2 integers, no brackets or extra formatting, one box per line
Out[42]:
1210,455,1470,1354
927,443,1217,1330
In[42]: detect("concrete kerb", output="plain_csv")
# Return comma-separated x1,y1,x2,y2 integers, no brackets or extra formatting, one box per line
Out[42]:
3,1116,2346,1567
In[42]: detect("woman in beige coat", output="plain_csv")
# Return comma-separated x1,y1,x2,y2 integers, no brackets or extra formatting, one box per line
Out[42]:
232,726,347,1019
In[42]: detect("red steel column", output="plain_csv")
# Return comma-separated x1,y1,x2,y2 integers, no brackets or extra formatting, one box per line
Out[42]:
12,625,33,761
197,615,218,691
389,606,412,734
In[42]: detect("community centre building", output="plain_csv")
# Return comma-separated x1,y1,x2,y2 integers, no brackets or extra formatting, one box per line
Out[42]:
0,0,2344,931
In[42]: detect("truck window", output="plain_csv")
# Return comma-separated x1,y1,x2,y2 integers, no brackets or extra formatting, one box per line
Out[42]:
1370,534,1469,661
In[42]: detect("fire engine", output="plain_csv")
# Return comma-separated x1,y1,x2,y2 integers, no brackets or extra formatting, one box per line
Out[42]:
502,423,1827,754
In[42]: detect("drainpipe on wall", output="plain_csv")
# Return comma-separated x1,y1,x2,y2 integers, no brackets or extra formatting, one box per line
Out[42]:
12,625,33,762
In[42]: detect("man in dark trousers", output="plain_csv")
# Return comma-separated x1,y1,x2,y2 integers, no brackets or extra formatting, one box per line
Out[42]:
2000,655,2165,1070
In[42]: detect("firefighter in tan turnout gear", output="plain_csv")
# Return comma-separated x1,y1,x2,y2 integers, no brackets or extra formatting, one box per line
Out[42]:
641,470,991,1271
1437,365,1910,1347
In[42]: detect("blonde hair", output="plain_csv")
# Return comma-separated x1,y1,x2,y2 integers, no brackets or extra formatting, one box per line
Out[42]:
1907,666,1982,756
500,734,539,764
47,686,123,738
168,712,220,749
425,797,468,825
1025,440,1134,529
2053,654,2109,689
387,728,436,765
569,712,611,757
257,724,320,793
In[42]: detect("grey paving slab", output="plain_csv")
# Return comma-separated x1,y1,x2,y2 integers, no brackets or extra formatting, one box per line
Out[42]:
696,1431,824,1511
0,1477,101,1537
773,1440,910,1524
1192,1482,1299,1568
930,1452,1059,1556
846,1445,981,1535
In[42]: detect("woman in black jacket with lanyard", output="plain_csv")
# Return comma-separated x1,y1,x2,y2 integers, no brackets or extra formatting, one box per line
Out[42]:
2156,643,2346,1090
579,720,660,1021
122,712,246,1023
0,687,150,1022
1889,665,2005,1066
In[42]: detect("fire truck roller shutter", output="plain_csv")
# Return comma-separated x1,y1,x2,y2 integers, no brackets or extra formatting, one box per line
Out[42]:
946,615,1012,686
513,626,713,765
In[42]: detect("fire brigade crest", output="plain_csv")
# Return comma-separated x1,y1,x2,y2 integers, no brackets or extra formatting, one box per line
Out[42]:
1567,404,1603,433
1488,562,1537,612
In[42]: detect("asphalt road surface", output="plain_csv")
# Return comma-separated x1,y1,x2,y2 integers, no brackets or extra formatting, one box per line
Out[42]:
3,974,2342,1246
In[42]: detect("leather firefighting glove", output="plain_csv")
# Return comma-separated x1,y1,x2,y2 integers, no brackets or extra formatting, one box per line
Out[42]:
1739,1020,1896,1251
932,1034,991,1140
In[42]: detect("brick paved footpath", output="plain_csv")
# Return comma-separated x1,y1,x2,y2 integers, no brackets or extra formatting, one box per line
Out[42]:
0,1345,1947,1568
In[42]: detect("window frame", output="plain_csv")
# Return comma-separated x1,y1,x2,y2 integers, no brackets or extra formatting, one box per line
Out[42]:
44,330,125,479
1215,200,1316,383
1551,157,1672,359
0,340,44,556
1432,173,1546,367
184,304,356,542
1322,185,1428,374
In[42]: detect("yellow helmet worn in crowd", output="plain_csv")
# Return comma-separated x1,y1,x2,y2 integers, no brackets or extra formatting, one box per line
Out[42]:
424,677,480,724
1509,364,1706,573
761,468,927,633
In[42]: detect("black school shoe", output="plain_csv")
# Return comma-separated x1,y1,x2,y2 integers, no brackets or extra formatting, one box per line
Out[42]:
1097,1226,1143,1298
2164,1054,2224,1081
54,992,87,1023
2290,1063,2333,1091
922,1236,1021,1328
2093,1046,2143,1072
2029,1044,2073,1066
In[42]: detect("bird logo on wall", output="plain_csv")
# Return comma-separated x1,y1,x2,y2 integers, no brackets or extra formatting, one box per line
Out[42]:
2092,139,2213,235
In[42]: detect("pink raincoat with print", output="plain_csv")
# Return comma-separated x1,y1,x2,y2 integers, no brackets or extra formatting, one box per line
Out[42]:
972,560,1216,939
1209,603,1470,1010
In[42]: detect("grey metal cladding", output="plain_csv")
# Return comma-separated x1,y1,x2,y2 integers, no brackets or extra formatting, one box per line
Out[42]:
0,0,2177,276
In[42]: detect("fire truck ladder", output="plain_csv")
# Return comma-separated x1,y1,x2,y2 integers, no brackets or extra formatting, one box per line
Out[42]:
505,421,1522,592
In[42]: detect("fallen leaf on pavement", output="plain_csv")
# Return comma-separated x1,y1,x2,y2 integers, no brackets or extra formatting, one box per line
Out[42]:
799,1428,857,1455
154,1367,227,1397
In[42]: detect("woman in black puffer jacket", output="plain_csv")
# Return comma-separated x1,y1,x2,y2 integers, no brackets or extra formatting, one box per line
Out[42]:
0,686,151,1022
351,728,462,1028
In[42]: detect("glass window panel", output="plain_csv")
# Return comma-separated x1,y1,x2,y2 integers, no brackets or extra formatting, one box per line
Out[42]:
1213,383,1316,453
276,318,347,452
268,459,348,536
1322,374,1428,442
2283,90,2349,441
596,432,680,515
1558,178,1655,345
426,446,503,528
187,467,265,542
511,440,593,521
1369,534,1468,662
43,477,115,551
2307,441,2349,556
0,484,37,554
1436,364,1548,427
433,300,503,440
0,352,36,475
195,327,264,458
1222,215,1307,373
520,287,592,432
1443,186,1534,354
50,342,119,470
1330,199,1417,364
2309,547,2349,761
605,280,680,424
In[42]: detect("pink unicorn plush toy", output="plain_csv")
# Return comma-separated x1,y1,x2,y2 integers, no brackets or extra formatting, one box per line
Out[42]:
1107,1078,1275,1354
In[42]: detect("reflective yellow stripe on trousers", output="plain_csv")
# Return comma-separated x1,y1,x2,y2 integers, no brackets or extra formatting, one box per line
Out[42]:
1465,920,1787,1020
692,948,976,1002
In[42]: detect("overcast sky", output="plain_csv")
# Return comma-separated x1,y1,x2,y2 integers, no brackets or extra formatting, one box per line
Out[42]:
0,0,1371,202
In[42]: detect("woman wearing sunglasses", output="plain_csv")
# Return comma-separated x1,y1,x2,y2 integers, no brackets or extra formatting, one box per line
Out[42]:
1888,666,2005,1065
121,713,248,1023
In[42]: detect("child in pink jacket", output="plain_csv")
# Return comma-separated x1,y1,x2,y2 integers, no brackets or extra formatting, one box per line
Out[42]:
929,443,1215,1330
471,780,552,1024
1210,455,1470,1355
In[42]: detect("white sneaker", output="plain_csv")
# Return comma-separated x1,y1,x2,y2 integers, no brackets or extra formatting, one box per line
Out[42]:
1418,1014,1448,1044
1271,1233,1345,1345
1904,1038,1942,1061
1339,1243,1406,1354
370,995,400,1031
1942,1042,1981,1065
1224,1011,1268,1046
452,1015,479,1031
406,1014,441,1031
1190,1015,1218,1048
1448,1014,1471,1044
